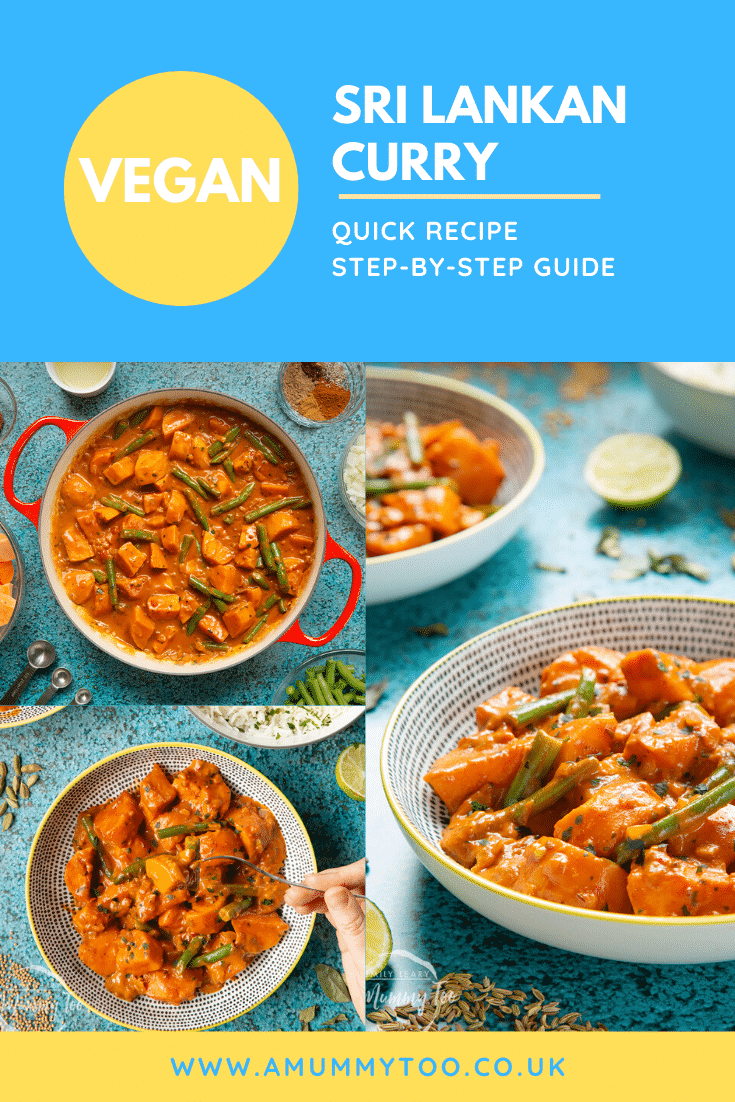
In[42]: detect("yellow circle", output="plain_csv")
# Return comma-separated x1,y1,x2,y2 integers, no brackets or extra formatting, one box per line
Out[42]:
64,72,298,305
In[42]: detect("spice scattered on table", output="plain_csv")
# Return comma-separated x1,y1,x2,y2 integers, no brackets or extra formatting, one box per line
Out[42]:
409,623,449,636
534,561,567,574
0,755,42,830
368,973,607,1032
0,953,56,1031
281,362,351,422
596,526,622,559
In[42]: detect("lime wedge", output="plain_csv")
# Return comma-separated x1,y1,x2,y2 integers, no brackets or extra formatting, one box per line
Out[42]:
366,900,392,979
584,434,682,508
335,743,365,801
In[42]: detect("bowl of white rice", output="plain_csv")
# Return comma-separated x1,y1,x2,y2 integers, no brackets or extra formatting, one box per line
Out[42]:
187,705,364,747
340,427,365,527
642,362,735,458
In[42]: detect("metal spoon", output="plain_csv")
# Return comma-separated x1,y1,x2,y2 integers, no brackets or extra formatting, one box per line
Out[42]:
0,641,56,705
35,667,73,706
74,688,92,706
192,854,367,899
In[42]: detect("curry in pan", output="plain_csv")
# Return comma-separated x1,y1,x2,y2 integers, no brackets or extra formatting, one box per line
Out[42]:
52,404,315,663
426,647,735,916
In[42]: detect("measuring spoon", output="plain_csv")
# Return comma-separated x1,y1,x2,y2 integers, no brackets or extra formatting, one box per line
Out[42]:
74,688,92,705
1,641,56,705
35,667,73,706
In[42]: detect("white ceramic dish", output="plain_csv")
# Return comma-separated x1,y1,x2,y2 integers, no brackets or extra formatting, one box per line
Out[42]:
3,387,361,676
188,704,364,747
27,742,316,1030
366,368,544,605
382,595,735,964
45,362,117,397
642,362,735,458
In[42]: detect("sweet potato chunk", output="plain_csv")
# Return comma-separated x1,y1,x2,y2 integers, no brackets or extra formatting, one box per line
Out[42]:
116,574,148,599
103,456,135,485
129,605,155,649
145,968,199,1004
178,591,200,624
668,804,735,868
381,486,463,537
168,431,192,461
621,649,698,709
201,532,234,566
79,928,120,977
198,612,229,643
475,834,632,913
139,764,178,822
199,827,246,867
628,847,735,916
94,790,144,846
696,659,735,727
173,759,231,818
143,492,164,513
94,505,119,524
425,423,505,506
228,799,277,861
476,687,534,732
147,593,180,620
62,525,93,563
61,473,95,505
424,736,532,813
93,584,112,613
622,715,699,783
117,541,147,577
553,777,667,858
162,409,195,438
160,524,179,553
115,929,164,975
134,450,169,487
366,523,433,556
208,564,239,594
149,544,167,570
264,509,301,542
222,601,255,637
65,569,95,605
65,846,96,903
89,447,116,476
165,489,187,523
140,406,163,431
191,436,209,469
554,713,619,764
231,913,289,954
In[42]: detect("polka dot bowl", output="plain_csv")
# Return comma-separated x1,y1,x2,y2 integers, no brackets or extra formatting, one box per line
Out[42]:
381,596,735,963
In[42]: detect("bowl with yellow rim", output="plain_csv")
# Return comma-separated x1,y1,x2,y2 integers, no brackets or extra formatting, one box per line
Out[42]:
381,596,735,963
366,368,545,605
26,742,316,1030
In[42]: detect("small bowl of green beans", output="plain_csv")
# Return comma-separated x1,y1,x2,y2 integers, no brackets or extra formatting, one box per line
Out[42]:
271,648,366,706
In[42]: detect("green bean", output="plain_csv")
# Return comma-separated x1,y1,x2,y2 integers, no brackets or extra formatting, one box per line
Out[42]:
403,411,424,465
261,433,285,460
112,419,129,440
297,679,315,704
224,425,240,444
196,478,212,498
210,586,235,603
182,489,210,531
243,497,312,523
567,668,597,720
209,441,240,465
243,618,267,644
100,495,145,518
286,685,299,700
133,920,156,933
278,599,288,614
190,944,233,968
503,731,563,808
269,542,290,594
105,557,118,609
214,598,228,613
365,477,453,495
202,641,228,649
227,884,255,896
205,480,222,499
353,694,366,705
172,467,208,499
218,898,252,922
335,661,365,692
316,673,337,705
326,660,337,689
185,599,211,636
178,534,193,564
262,593,279,612
113,430,157,460
190,577,212,599
114,857,148,883
175,936,205,973
616,776,735,866
257,523,276,571
507,689,576,729
342,691,356,703
692,759,735,795
208,440,225,458
243,431,279,466
92,568,106,583
120,528,161,543
156,821,210,839
224,459,236,484
193,536,202,556
332,685,348,705
309,677,326,705
82,815,113,879
250,572,270,590
129,407,152,428
210,484,256,515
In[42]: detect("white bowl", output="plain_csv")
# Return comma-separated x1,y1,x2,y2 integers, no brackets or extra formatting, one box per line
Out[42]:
642,362,735,458
366,368,544,605
188,704,364,748
382,595,735,964
27,742,316,1030
45,362,116,397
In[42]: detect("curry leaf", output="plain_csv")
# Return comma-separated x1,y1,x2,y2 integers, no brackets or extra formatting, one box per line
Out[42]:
315,963,351,1003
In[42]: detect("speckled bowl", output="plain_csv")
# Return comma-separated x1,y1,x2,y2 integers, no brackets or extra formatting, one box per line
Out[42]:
382,595,735,964
27,742,316,1030
366,368,545,605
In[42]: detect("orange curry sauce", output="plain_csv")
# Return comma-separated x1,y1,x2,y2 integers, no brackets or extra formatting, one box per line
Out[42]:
51,403,315,663
427,646,735,917
65,759,289,1005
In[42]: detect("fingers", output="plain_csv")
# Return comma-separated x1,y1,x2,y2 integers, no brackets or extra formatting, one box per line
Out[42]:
323,886,366,970
283,859,366,914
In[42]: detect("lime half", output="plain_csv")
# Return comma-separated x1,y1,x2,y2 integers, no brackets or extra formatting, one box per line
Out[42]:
584,434,682,508
335,743,365,801
366,901,393,979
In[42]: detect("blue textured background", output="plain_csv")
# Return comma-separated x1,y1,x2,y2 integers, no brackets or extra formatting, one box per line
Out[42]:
0,361,364,705
0,704,365,1031
1,0,734,359
366,362,735,1031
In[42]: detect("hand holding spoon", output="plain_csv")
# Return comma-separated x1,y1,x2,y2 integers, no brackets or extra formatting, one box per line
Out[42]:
35,667,73,706
1,641,56,705
192,854,367,899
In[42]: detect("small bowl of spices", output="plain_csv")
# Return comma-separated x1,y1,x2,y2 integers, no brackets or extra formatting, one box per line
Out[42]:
278,362,365,428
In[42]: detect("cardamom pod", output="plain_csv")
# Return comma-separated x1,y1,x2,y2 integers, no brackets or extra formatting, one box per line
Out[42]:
22,764,42,772
2,812,12,831
27,775,39,787
20,782,30,799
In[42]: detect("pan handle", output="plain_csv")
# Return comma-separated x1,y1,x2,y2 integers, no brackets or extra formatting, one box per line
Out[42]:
4,416,87,528
279,530,362,647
